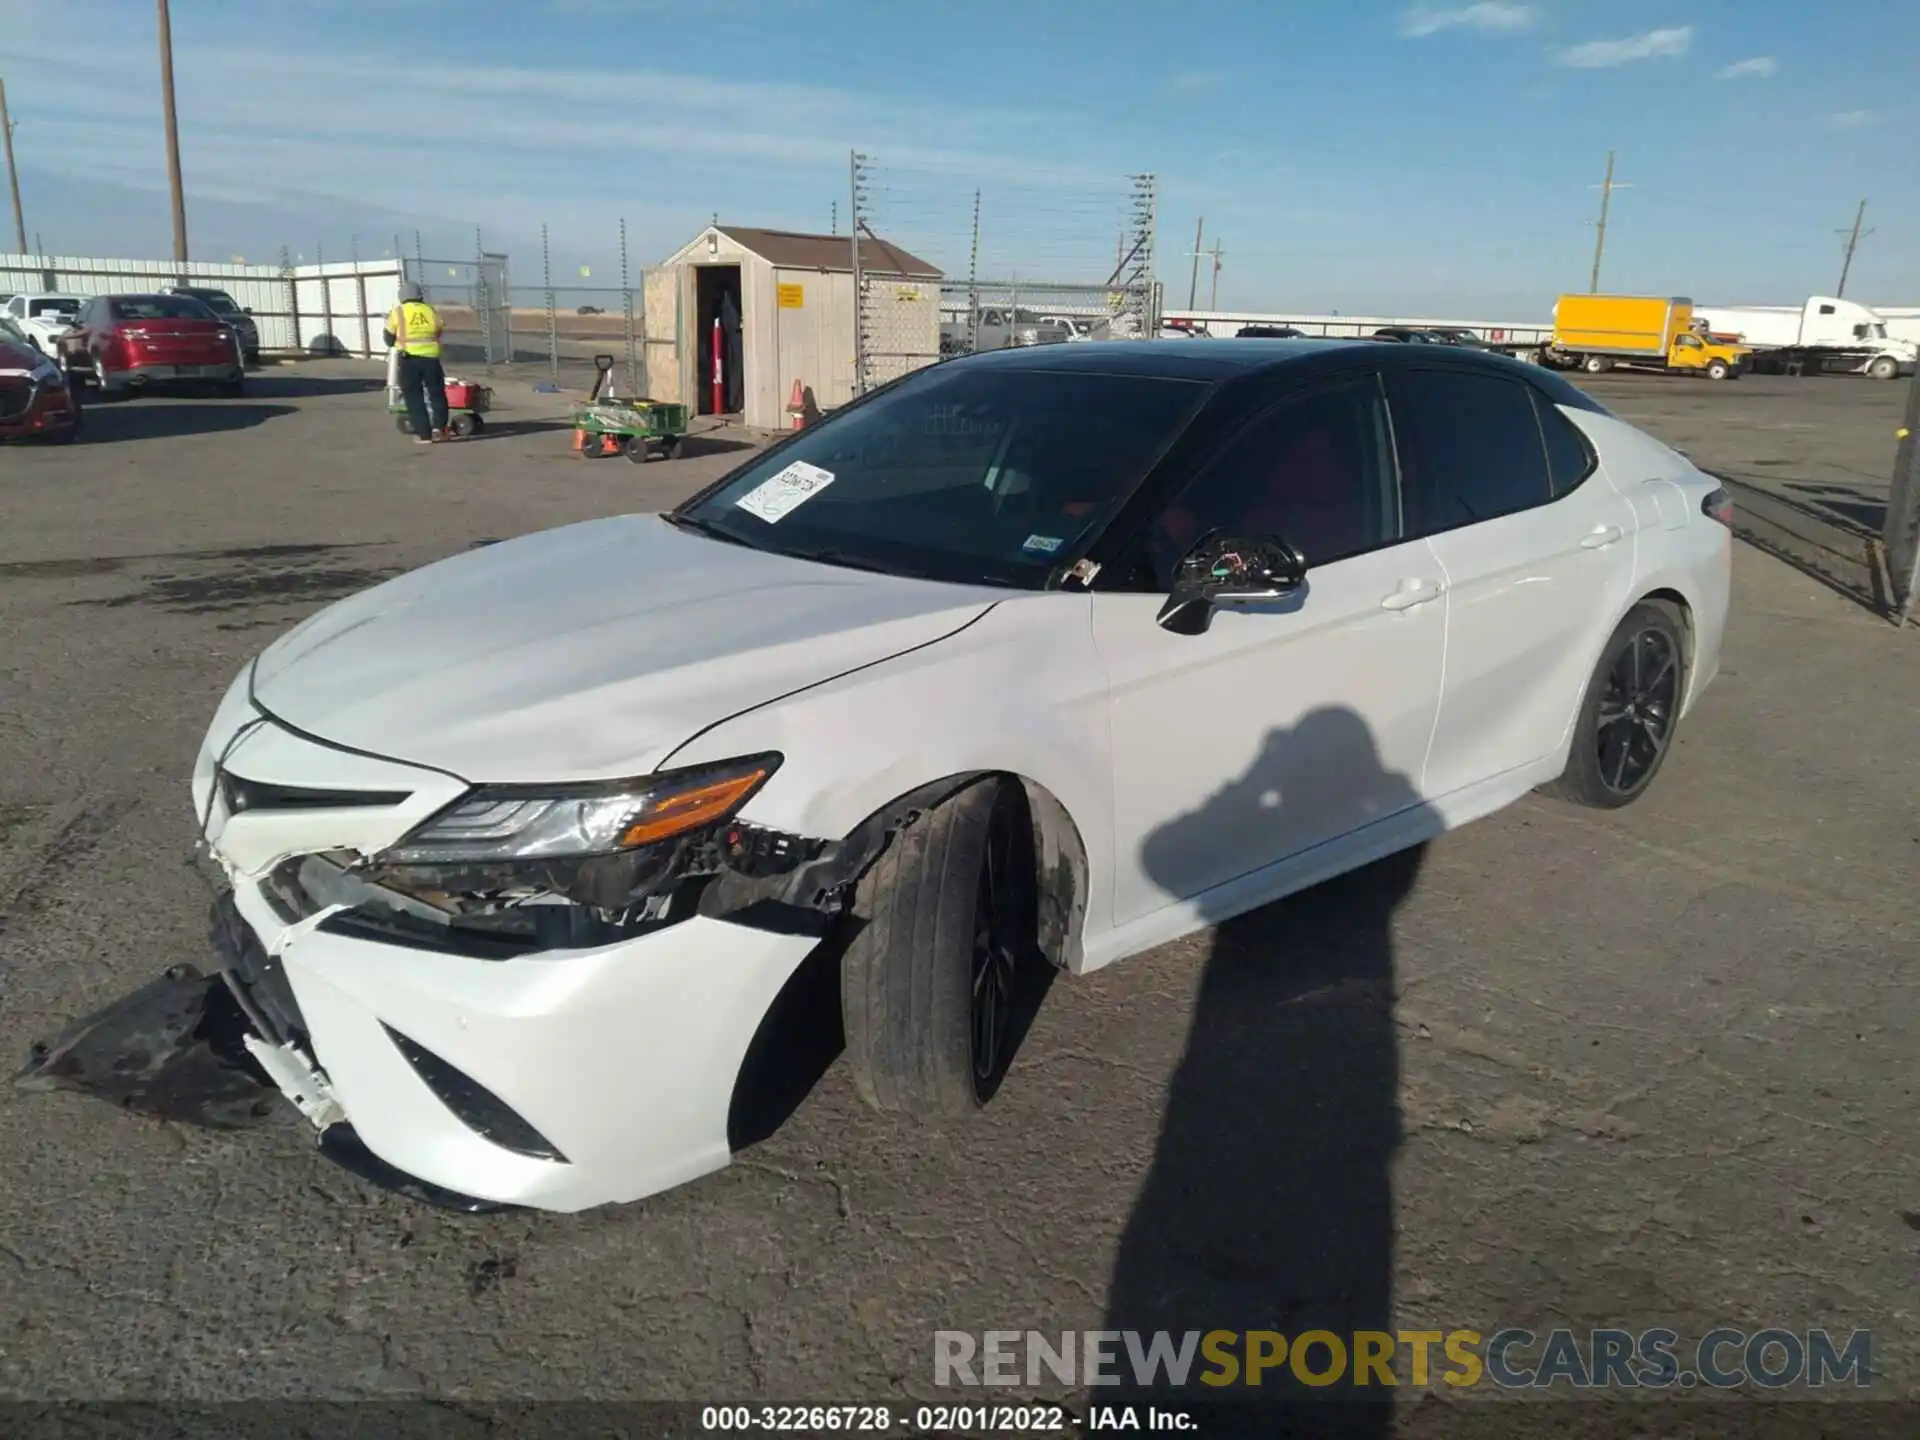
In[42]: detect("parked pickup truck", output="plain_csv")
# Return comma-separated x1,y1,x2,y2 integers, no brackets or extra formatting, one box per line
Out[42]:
1544,295,1750,380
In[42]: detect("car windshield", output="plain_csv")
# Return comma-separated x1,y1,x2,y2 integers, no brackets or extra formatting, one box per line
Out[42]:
29,298,79,318
114,296,214,320
672,365,1207,588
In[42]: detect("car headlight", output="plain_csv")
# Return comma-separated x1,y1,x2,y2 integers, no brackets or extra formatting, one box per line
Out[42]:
380,754,780,865
29,359,61,385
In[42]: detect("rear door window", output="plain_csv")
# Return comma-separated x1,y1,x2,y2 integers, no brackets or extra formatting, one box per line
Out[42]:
1393,369,1554,535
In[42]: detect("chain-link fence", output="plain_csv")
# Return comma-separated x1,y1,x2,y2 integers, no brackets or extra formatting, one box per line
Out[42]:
849,154,1157,393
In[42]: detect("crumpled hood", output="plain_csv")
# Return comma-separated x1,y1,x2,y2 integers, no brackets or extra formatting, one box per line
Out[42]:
250,514,999,783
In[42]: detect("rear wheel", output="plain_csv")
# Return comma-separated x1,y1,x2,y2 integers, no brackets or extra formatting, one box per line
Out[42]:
449,412,477,438
660,435,683,461
579,429,609,458
623,435,651,463
1582,354,1612,374
841,778,1040,1116
217,372,245,398
1542,600,1687,809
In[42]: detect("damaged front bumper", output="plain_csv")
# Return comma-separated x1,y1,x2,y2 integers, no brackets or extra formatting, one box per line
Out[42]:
18,689,832,1214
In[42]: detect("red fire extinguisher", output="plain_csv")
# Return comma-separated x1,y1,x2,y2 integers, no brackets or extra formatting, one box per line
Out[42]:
711,316,724,415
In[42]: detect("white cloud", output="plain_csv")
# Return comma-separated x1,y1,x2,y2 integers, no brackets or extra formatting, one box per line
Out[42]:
1399,2,1536,38
1556,25,1693,69
1716,56,1778,81
1827,109,1876,129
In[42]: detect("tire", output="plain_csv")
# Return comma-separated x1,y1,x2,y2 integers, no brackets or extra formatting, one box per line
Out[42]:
394,414,415,434
467,412,485,435
1868,355,1898,381
218,373,245,398
660,435,683,461
623,435,651,463
579,430,608,458
1706,360,1730,380
1582,354,1612,374
449,412,477,438
1542,600,1687,810
841,778,1038,1116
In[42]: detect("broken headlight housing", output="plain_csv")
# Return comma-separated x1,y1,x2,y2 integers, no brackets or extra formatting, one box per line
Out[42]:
384,754,781,865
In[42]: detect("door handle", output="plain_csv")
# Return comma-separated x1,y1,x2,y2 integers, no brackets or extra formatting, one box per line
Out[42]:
1581,525,1623,549
1380,578,1445,611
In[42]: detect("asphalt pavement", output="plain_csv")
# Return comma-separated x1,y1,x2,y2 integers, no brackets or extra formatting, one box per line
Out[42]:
0,362,1914,1421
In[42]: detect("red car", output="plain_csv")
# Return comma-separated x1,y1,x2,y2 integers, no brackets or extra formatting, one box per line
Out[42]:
58,292,245,399
0,316,82,443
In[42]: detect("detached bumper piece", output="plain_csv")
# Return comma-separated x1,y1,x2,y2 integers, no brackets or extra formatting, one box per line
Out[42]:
13,965,281,1130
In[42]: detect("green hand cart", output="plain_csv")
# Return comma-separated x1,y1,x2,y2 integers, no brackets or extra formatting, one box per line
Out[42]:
571,354,689,463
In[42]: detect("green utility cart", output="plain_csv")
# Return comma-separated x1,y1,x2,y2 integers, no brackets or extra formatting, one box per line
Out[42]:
571,354,689,463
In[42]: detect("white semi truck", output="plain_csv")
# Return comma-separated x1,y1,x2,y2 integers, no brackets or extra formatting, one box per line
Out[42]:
1691,296,1914,380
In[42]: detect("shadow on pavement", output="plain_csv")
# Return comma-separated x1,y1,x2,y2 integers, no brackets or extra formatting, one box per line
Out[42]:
676,433,758,460
1106,708,1431,1437
244,372,387,399
1714,471,1891,616
78,400,299,443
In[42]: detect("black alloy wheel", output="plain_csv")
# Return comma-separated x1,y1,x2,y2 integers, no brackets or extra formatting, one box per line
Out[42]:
1595,624,1679,796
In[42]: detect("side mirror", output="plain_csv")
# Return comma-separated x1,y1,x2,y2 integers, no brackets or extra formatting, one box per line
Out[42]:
1156,532,1307,635
243,307,254,316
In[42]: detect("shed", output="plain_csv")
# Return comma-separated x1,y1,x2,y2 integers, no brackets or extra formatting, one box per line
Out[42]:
649,224,943,430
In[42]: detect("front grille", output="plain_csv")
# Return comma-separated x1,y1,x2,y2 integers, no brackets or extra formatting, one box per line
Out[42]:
209,891,309,1049
0,381,30,421
220,770,408,814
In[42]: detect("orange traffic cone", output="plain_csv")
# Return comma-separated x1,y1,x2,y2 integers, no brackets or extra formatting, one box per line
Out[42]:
787,379,806,430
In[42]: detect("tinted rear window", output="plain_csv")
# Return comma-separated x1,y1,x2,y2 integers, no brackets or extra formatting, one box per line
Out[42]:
112,296,215,320
1396,369,1553,533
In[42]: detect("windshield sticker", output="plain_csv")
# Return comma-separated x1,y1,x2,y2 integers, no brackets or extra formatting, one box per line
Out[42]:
1022,534,1064,555
735,461,836,524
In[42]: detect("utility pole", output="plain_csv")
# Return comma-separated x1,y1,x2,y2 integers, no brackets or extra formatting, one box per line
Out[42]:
1207,238,1224,310
1835,199,1873,298
156,0,189,263
1588,150,1631,294
0,78,25,254
1186,217,1205,310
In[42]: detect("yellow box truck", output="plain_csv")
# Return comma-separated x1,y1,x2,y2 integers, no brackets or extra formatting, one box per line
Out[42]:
1545,294,1750,379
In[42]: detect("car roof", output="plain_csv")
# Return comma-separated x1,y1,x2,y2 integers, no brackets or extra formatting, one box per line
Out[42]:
944,334,1612,412
950,337,1380,380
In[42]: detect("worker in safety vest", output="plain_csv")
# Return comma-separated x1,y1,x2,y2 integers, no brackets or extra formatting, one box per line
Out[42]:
384,281,449,443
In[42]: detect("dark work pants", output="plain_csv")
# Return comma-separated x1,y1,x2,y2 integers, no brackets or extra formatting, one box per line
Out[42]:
398,353,448,438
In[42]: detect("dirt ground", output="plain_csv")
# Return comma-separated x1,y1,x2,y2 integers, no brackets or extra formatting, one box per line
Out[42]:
0,361,1914,1431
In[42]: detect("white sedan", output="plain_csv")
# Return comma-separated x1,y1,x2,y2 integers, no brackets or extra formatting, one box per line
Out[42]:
1,291,83,351
27,340,1731,1212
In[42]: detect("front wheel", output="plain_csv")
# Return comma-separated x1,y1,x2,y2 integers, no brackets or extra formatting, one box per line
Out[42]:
449,412,477,438
841,778,1041,1116
623,435,651,463
1868,355,1899,381
1542,600,1687,809
1706,360,1730,380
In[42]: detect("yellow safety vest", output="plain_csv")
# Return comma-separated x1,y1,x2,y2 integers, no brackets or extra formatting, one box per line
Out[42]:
388,300,442,358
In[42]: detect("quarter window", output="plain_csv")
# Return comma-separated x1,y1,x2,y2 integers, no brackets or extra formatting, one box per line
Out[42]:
1395,369,1553,534
1532,391,1597,497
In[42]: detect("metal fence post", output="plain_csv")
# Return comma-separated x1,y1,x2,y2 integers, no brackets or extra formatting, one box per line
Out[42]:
475,225,494,373
849,151,866,394
316,241,335,355
542,224,558,386
280,244,299,355
621,217,637,396
351,234,370,358
1885,367,1920,624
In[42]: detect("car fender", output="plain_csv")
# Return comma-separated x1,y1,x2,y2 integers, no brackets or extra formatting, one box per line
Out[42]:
664,593,1114,970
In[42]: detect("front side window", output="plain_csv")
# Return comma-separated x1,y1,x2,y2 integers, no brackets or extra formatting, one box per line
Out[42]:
1114,376,1399,591
1395,369,1553,534
673,365,1207,588
1677,334,1702,349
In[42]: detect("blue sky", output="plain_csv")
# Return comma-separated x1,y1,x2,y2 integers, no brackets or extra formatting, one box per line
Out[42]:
4,0,1918,315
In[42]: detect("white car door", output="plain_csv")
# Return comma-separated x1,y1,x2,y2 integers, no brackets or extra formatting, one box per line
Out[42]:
1389,366,1640,801
1093,371,1447,929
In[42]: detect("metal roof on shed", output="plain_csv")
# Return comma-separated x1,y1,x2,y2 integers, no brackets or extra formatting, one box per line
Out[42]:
714,226,942,279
